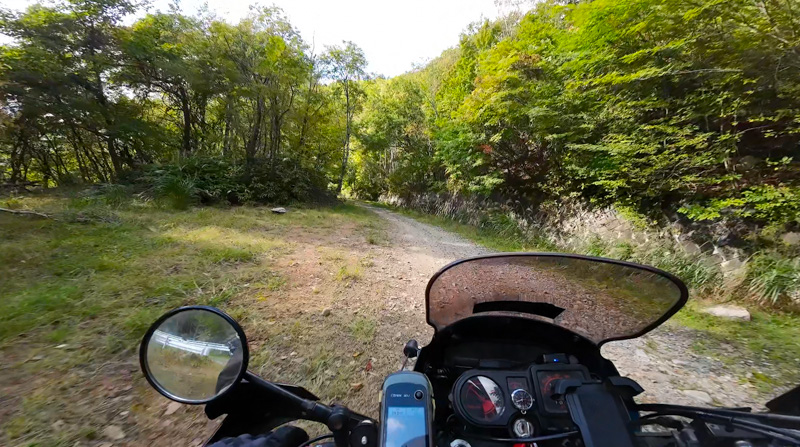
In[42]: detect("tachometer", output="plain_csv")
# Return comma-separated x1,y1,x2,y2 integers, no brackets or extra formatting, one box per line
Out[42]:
460,376,505,422
537,370,585,414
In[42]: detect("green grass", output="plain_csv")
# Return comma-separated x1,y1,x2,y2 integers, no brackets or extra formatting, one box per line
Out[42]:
0,191,382,445
349,317,377,342
336,264,363,282
673,303,800,389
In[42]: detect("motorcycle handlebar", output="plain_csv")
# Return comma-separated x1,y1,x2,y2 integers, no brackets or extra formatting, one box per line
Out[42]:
244,372,334,425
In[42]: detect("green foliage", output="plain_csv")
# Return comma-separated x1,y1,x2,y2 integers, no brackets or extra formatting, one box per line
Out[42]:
353,0,800,242
130,156,329,207
0,1,361,201
747,253,800,306
681,185,800,226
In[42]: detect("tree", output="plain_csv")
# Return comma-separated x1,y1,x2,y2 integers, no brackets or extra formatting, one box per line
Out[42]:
323,41,367,194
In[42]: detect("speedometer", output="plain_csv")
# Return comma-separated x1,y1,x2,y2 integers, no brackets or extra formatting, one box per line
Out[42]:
460,376,505,422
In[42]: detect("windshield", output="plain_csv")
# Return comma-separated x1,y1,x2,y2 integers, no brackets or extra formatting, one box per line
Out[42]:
426,254,688,344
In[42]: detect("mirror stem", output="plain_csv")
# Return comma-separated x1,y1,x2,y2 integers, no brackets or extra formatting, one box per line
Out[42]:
244,371,334,423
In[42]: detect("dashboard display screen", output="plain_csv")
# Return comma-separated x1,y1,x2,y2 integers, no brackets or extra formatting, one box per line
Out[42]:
537,370,585,413
385,406,428,447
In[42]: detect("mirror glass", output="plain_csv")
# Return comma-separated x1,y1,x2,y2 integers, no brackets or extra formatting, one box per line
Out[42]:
144,308,245,402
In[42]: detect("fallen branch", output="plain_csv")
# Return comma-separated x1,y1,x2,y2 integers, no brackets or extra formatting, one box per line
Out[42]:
0,207,53,219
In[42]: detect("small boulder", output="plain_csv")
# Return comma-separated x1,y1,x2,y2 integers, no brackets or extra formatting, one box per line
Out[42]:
702,305,751,321
164,401,181,416
781,232,800,246
683,390,713,405
321,308,332,317
103,425,126,441
271,207,287,214
720,258,746,275
351,382,364,392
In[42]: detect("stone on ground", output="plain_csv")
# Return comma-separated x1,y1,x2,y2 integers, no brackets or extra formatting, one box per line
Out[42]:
702,305,751,321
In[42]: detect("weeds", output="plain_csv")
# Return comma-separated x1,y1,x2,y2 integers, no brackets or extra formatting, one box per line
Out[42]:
747,253,800,306
266,274,287,291
349,317,377,342
336,264,362,282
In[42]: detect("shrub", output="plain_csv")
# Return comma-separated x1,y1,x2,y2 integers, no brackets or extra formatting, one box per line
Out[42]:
128,156,331,208
97,184,131,207
746,253,800,306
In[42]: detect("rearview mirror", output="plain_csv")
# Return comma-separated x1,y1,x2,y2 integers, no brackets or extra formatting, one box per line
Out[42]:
139,306,249,404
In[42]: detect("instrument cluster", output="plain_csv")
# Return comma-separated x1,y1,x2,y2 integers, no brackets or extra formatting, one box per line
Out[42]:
451,354,590,439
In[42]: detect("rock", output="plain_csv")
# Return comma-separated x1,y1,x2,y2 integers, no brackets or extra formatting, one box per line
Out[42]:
321,308,332,317
737,155,761,170
351,382,364,392
683,390,713,405
781,232,800,246
271,207,287,214
702,305,751,321
164,401,181,416
679,240,702,255
720,258,746,276
103,425,126,441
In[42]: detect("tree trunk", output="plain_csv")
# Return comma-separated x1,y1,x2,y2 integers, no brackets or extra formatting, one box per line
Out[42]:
180,87,192,157
245,96,265,166
270,113,281,170
222,98,233,158
106,138,123,178
337,81,351,194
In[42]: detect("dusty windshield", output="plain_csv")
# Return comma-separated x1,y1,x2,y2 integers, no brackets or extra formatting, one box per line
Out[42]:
426,254,687,344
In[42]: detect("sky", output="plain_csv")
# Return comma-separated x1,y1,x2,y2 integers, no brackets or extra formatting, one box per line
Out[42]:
0,0,514,77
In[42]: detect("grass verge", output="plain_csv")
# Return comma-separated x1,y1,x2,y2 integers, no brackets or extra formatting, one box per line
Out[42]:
0,191,384,446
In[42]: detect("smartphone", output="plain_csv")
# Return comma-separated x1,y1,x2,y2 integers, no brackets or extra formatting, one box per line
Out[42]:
380,372,434,447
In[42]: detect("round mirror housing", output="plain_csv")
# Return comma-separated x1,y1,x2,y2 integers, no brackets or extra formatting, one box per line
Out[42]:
139,306,249,404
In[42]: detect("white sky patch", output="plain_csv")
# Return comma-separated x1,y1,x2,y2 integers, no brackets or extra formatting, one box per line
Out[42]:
0,0,520,77
386,416,405,434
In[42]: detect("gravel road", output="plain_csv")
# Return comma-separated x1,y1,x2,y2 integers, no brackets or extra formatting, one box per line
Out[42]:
367,205,772,409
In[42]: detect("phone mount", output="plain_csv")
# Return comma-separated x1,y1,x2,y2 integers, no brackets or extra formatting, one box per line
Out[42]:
553,376,644,447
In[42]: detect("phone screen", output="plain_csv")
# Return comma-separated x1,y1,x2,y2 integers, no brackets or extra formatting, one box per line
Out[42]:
385,406,427,447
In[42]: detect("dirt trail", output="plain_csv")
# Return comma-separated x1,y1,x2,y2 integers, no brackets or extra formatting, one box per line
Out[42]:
366,205,768,409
